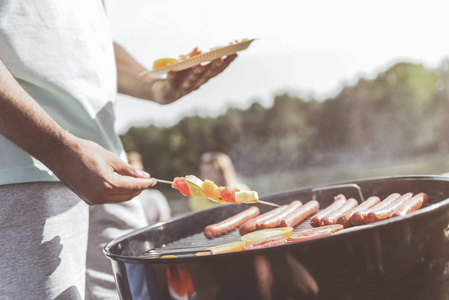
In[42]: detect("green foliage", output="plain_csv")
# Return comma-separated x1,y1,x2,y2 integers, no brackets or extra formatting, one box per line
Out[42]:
120,60,449,182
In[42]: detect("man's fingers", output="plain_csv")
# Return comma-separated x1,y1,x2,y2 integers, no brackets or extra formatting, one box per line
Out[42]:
112,158,151,179
112,174,156,193
80,176,156,205
191,54,237,89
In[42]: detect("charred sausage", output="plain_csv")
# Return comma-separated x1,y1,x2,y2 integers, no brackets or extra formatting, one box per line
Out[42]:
322,198,359,225
280,200,320,227
204,206,260,239
337,196,380,228
350,193,400,226
239,205,289,236
365,192,414,224
256,200,303,230
390,192,429,218
310,197,347,227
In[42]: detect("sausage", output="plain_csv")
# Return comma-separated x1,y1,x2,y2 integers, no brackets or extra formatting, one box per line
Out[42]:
309,197,347,227
253,205,290,229
337,196,380,228
322,198,359,225
256,200,303,230
291,224,344,243
390,192,429,218
280,200,320,227
333,194,347,202
204,206,260,239
365,192,414,224
239,205,289,236
350,193,400,225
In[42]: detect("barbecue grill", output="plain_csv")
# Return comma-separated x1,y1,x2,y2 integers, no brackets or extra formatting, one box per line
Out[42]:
104,175,449,300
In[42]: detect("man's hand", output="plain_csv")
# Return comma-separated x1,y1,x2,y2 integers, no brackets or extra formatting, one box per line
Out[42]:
147,54,237,105
49,136,156,205
114,43,237,104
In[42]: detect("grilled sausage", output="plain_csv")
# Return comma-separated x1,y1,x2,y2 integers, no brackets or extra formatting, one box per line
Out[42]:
337,196,380,228
204,206,260,239
239,205,289,236
365,192,414,224
333,194,347,202
350,193,400,226
390,192,429,218
310,197,347,227
256,200,303,230
280,200,320,227
322,198,359,225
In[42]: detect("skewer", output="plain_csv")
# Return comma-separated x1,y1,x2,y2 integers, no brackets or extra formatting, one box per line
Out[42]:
257,200,281,207
153,178,280,207
154,178,174,185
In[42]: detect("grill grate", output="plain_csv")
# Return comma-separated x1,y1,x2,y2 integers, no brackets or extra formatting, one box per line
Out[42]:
144,216,315,258
141,180,444,259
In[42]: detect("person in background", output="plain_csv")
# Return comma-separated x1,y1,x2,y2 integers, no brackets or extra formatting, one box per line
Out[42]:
127,151,172,223
0,1,237,299
189,152,250,211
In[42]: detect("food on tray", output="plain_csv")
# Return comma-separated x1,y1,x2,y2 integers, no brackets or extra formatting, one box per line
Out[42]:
203,206,260,239
337,196,380,228
280,200,320,227
241,227,293,243
365,192,414,224
390,193,429,218
243,235,287,251
350,193,400,225
310,195,347,227
152,48,202,70
256,200,303,230
151,39,249,71
178,47,202,61
291,225,344,242
207,241,246,254
322,198,359,226
152,58,179,70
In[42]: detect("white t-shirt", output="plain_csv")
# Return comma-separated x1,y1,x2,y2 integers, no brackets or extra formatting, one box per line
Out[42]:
0,0,125,185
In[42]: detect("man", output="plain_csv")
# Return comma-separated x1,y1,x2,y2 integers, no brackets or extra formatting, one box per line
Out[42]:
0,1,236,299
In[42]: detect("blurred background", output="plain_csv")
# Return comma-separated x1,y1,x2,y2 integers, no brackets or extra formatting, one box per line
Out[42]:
106,0,449,216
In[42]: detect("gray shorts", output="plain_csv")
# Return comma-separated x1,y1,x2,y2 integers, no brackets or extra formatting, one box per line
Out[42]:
0,182,148,300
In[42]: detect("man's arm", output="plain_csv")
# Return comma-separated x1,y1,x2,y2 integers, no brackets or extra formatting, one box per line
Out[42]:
0,59,155,205
113,43,237,105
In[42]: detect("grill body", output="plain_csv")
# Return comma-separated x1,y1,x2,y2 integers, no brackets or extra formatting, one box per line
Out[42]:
104,176,449,300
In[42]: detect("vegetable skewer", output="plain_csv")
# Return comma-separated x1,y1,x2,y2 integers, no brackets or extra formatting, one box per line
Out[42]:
153,177,280,207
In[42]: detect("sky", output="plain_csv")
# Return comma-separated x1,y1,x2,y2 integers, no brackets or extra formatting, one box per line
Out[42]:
106,0,449,134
